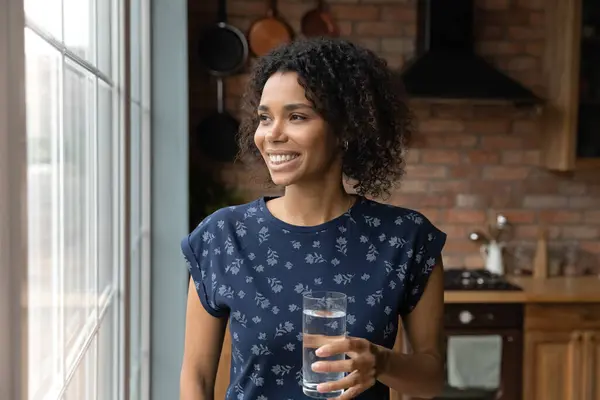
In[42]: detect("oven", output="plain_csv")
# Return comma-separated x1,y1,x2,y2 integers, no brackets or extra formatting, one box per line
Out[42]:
435,303,523,400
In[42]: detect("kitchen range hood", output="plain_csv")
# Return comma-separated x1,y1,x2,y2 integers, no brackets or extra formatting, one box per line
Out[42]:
400,0,541,105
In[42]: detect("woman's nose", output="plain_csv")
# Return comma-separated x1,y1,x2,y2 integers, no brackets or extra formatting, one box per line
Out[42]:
266,120,286,142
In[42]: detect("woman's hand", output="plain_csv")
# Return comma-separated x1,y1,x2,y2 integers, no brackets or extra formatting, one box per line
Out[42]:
311,337,384,399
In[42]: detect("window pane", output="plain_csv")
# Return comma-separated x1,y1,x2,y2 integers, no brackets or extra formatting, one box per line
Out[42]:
98,81,115,295
64,340,97,400
25,28,63,400
64,0,95,64
63,61,97,370
98,0,112,77
98,302,116,400
25,0,62,40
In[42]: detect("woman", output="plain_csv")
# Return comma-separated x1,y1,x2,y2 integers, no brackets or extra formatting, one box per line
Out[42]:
180,37,447,400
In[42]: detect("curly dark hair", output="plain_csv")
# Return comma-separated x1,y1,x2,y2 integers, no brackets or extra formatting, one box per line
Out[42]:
237,37,415,199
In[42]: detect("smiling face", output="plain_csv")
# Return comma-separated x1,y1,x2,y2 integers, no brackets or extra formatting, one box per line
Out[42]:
254,72,342,188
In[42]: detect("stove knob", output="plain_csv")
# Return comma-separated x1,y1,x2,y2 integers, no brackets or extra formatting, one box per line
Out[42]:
459,310,474,324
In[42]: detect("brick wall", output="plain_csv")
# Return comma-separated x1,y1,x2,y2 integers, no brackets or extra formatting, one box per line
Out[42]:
188,0,600,273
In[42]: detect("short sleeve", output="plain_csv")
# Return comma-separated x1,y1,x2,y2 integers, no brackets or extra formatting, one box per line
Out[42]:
180,221,228,318
400,216,447,316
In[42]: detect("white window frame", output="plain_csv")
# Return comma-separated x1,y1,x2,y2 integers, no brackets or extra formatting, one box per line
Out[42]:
0,0,27,399
0,0,152,398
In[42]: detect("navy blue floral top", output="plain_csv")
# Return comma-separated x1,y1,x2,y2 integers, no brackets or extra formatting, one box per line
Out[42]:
181,196,446,400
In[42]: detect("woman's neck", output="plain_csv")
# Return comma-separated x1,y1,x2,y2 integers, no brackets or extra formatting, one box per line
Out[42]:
269,182,355,227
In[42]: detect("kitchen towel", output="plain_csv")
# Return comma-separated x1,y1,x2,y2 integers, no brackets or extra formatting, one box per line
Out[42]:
447,335,503,390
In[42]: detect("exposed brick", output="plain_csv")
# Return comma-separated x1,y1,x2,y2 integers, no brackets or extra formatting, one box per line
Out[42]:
349,37,381,52
380,53,404,69
456,194,488,208
405,149,420,163
513,225,561,239
405,165,448,179
330,4,380,20
431,104,474,119
584,211,600,224
436,225,472,238
445,210,487,224
523,195,568,208
380,5,416,22
419,209,443,223
464,150,501,164
481,136,523,150
508,27,545,40
479,26,505,40
500,210,536,224
449,166,482,179
422,150,461,165
421,134,478,149
479,10,530,25
381,38,413,54
557,181,588,196
399,180,428,193
501,150,540,165
465,119,511,135
483,166,530,180
419,119,465,133
188,0,600,269
561,226,599,240
445,240,478,253
354,21,403,36
227,1,266,17
569,196,599,209
478,41,524,55
538,210,582,224
525,42,544,56
429,180,471,193
507,56,538,71
529,11,544,26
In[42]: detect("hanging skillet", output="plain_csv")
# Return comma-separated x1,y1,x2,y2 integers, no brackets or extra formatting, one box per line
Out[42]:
197,78,240,162
248,0,293,57
197,0,248,76
196,0,247,161
301,0,339,37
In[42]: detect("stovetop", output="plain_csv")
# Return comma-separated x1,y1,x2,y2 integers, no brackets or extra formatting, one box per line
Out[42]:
444,269,522,291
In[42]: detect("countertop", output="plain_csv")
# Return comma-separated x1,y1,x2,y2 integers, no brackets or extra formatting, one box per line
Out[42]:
444,275,600,303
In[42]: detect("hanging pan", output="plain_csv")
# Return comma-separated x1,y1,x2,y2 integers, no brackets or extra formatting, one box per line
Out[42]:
248,0,293,57
301,0,339,37
197,77,240,162
197,0,248,76
196,0,247,161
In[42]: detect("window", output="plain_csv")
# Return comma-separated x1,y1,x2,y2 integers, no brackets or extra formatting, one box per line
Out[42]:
0,0,153,398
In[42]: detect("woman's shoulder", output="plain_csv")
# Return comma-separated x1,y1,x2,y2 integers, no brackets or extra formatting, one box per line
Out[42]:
360,198,436,230
184,198,266,251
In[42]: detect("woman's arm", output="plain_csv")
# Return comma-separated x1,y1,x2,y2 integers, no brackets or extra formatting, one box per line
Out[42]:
376,258,445,398
180,277,228,400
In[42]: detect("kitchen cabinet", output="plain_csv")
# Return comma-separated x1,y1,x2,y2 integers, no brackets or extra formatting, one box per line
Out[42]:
543,0,600,171
523,304,600,400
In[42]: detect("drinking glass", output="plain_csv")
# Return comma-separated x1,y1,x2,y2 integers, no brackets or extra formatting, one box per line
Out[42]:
302,291,347,399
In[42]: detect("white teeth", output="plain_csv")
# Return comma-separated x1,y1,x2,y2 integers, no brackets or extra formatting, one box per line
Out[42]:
268,154,299,164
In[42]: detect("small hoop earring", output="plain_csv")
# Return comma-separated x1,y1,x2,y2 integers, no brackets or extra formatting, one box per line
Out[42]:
342,140,349,150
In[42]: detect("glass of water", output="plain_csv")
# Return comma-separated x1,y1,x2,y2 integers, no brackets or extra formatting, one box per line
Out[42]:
302,291,347,399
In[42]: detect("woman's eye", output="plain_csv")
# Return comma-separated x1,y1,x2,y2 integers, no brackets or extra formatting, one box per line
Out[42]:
290,114,306,121
258,114,270,122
